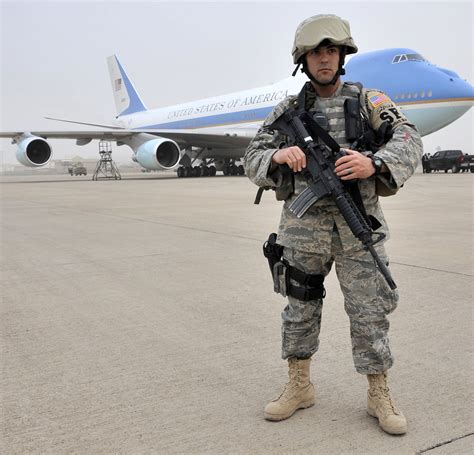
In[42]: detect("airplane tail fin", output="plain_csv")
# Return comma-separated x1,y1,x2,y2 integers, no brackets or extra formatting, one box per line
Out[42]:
107,55,147,117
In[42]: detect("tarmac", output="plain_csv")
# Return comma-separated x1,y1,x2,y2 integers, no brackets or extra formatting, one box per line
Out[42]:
1,170,473,454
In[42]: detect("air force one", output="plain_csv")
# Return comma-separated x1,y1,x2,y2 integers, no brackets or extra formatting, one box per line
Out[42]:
1,48,473,177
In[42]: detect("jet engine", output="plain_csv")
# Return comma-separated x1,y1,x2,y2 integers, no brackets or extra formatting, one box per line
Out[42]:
16,134,52,167
134,137,181,170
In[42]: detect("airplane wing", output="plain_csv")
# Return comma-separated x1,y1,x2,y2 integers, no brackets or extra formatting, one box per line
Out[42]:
0,127,256,149
145,128,256,148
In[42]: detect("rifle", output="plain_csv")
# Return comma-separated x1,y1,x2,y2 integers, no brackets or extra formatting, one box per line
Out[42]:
268,109,397,290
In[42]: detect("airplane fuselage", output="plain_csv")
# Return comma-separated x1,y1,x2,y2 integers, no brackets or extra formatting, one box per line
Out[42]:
119,48,473,141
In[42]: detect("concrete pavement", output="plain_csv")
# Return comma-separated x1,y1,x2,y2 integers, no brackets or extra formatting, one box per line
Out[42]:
1,171,473,454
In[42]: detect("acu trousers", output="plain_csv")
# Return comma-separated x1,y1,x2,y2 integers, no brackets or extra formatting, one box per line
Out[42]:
281,225,399,374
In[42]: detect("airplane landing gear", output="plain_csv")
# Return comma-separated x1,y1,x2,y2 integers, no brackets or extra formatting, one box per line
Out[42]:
177,164,217,178
222,162,245,176
176,158,244,178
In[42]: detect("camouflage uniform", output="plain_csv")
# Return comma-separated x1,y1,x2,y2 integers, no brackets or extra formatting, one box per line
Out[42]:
244,82,422,374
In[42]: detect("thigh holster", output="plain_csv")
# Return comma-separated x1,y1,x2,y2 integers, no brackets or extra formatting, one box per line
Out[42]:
263,233,326,301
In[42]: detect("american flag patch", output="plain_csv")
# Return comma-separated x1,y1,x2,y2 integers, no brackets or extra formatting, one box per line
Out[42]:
369,94,389,107
114,78,122,92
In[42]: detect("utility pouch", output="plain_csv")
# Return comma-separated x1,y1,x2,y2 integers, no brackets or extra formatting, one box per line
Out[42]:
273,262,288,297
344,98,362,144
274,166,294,201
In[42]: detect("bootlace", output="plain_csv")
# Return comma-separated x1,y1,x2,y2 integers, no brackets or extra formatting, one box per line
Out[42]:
379,386,398,414
371,384,399,416
277,362,303,402
278,382,297,402
368,374,400,416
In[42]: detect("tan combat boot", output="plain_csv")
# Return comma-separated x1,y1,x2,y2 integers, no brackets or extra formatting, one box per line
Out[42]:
367,372,407,435
264,357,315,421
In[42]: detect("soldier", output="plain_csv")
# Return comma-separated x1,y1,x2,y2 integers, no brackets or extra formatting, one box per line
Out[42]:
244,14,422,435
422,153,430,173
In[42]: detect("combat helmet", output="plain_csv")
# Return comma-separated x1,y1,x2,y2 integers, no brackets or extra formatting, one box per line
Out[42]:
292,14,358,85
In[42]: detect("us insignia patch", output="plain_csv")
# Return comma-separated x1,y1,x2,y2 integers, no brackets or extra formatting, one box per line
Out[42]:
369,93,390,107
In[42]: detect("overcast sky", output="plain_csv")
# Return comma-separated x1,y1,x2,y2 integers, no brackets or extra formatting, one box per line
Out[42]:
1,0,473,164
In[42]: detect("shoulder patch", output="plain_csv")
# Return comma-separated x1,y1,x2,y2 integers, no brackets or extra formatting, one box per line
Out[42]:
364,89,410,131
368,93,390,108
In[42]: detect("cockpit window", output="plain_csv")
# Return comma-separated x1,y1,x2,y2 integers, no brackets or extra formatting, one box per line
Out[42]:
392,53,427,63
407,54,426,61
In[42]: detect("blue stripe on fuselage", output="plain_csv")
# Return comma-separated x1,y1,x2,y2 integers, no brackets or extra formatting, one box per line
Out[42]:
136,106,274,130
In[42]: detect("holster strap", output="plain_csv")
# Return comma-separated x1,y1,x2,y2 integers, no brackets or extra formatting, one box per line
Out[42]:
286,262,326,301
288,266,325,288
288,282,326,301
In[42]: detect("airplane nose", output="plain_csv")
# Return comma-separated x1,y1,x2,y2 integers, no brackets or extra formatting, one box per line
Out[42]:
456,80,474,102
443,73,474,102
413,67,473,136
432,66,472,98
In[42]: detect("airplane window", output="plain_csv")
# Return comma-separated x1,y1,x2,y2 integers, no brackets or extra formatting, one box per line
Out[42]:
400,94,405,99
428,90,433,97
407,93,412,99
413,93,418,98
420,91,425,98
392,54,427,64
394,95,398,100
407,54,426,62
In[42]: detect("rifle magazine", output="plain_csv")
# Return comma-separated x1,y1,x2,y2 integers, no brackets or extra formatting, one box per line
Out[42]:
288,187,319,218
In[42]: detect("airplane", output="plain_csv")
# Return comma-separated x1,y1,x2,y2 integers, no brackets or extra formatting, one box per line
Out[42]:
1,48,472,177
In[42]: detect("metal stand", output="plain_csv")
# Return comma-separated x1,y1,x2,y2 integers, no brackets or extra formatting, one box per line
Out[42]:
92,141,121,180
